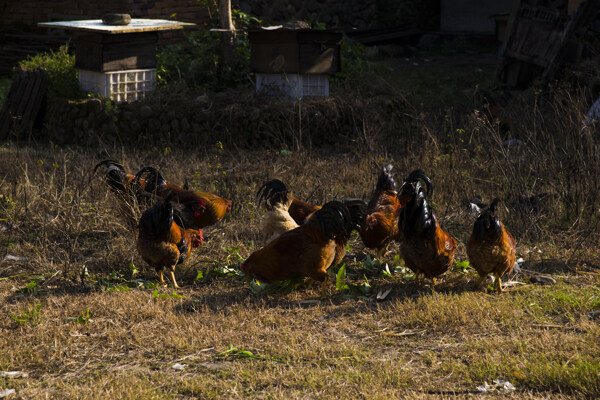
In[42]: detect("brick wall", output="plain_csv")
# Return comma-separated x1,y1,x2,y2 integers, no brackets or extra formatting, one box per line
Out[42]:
1,0,436,31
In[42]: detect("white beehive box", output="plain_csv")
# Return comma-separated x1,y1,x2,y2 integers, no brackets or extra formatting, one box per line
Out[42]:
79,68,156,103
256,73,329,99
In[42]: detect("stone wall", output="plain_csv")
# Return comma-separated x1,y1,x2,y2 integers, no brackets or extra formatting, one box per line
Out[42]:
36,90,414,149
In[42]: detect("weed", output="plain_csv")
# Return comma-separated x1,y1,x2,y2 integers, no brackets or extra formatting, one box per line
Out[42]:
15,277,44,295
10,302,42,326
67,308,92,324
335,264,373,300
152,289,185,299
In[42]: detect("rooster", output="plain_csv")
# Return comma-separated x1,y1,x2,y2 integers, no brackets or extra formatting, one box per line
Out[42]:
397,170,457,284
359,164,404,259
137,194,204,288
466,198,516,293
241,201,356,296
134,167,232,230
256,179,320,225
257,179,366,247
94,160,149,201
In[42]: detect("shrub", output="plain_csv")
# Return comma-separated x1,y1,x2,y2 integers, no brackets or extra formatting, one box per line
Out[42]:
156,7,260,91
19,43,80,99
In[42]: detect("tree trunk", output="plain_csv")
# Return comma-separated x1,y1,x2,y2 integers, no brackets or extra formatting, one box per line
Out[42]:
219,0,235,75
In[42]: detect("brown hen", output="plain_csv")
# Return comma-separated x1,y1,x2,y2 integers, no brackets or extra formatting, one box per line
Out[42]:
466,198,517,292
241,201,356,296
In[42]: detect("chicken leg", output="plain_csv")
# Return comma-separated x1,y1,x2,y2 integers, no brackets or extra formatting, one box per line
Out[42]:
319,275,329,298
169,267,180,288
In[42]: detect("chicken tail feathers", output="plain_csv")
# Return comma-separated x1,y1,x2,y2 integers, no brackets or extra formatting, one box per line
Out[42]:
375,164,396,192
139,197,174,238
134,166,167,194
315,201,353,239
400,169,433,198
399,185,435,238
342,198,367,230
257,179,290,210
93,159,132,193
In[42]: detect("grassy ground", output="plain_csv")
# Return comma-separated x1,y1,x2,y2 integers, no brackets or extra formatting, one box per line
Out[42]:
1,44,600,398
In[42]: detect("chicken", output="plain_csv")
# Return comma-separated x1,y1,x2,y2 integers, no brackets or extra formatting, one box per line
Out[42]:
257,179,366,249
134,167,232,230
256,179,320,225
333,198,367,267
241,201,355,296
359,164,404,259
462,195,487,218
256,180,299,243
93,160,148,202
397,170,457,284
466,198,517,293
136,194,204,288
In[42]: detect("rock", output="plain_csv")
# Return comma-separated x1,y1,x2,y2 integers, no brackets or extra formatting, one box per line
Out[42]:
139,105,154,119
130,119,141,133
87,98,103,112
530,275,556,285
102,13,131,26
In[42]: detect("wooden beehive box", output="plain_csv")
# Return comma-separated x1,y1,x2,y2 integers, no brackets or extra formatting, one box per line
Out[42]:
249,29,342,75
74,31,158,72
38,19,195,73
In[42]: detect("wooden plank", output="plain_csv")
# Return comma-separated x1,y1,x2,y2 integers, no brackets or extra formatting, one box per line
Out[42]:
0,69,48,139
22,72,48,127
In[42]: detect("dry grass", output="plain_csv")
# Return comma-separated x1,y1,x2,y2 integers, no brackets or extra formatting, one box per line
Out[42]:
1,66,600,398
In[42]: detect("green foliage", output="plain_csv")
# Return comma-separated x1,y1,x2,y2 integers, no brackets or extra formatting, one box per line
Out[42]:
335,264,372,299
331,38,386,86
198,262,245,283
156,8,260,91
0,193,16,222
453,260,472,274
249,276,304,295
16,276,45,295
218,344,286,363
10,302,42,326
67,308,92,324
224,245,244,265
152,289,185,299
19,44,80,99
91,270,159,292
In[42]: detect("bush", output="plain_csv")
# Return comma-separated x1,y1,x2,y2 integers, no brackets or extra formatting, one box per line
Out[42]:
19,43,80,99
156,8,259,91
